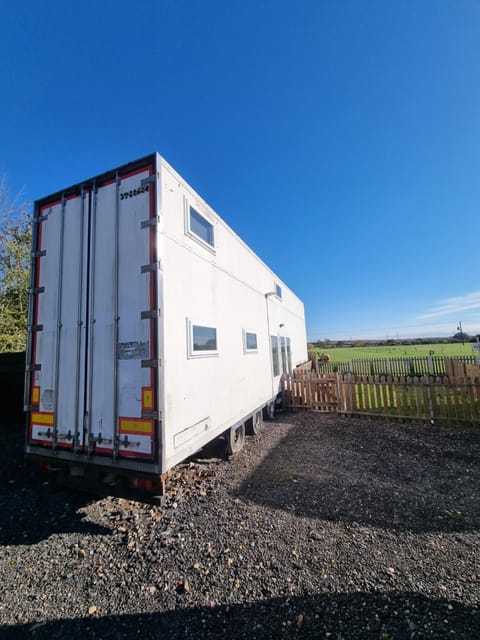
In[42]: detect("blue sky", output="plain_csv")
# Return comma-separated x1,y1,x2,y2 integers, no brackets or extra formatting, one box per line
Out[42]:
1,0,479,341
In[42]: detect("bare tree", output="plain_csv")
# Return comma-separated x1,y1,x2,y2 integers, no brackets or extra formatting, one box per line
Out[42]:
0,176,31,352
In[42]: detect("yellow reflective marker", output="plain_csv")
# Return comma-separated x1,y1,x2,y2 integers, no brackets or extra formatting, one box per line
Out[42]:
31,412,54,426
142,387,154,410
119,418,153,435
31,386,40,404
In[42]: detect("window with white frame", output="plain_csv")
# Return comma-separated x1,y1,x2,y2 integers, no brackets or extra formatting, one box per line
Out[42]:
187,206,215,249
286,337,292,373
187,320,218,357
243,330,258,352
275,283,282,300
280,337,288,373
271,335,280,377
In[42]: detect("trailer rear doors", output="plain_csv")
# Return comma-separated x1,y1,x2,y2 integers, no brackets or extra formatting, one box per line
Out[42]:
26,158,160,470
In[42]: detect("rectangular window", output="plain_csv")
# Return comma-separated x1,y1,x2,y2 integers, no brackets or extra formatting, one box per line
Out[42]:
275,283,282,300
280,337,287,373
188,206,214,248
188,320,218,357
193,325,217,351
244,330,258,352
271,335,280,377
286,337,292,373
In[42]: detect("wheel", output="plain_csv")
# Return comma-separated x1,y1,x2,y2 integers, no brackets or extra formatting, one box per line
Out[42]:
226,423,245,455
245,410,263,436
251,410,263,435
263,402,275,420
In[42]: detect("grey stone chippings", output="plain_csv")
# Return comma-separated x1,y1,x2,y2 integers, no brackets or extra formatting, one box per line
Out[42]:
0,413,479,639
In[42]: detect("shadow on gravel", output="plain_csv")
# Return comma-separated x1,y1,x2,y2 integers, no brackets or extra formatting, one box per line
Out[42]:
236,416,480,533
0,485,110,547
0,424,109,546
0,591,478,640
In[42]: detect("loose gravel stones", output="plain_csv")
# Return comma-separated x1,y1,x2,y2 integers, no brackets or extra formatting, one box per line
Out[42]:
0,414,479,639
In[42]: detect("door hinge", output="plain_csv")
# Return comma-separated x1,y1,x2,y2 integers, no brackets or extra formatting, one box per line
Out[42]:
140,175,156,186
28,324,43,333
34,213,49,224
26,363,42,372
141,262,161,273
141,216,160,229
142,410,160,420
141,359,161,368
141,309,160,320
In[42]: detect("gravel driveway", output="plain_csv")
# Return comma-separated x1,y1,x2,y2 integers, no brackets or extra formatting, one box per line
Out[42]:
0,413,479,639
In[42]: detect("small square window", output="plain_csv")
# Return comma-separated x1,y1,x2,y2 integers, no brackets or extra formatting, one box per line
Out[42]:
275,283,282,300
243,330,258,352
188,206,215,248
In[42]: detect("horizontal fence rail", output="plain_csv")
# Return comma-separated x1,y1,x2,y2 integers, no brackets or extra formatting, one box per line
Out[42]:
281,371,480,426
315,355,480,377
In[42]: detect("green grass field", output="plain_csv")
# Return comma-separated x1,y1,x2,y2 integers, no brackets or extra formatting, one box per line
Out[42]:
310,343,477,362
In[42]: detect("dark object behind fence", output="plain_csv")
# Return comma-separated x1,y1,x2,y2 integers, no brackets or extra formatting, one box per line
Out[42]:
0,351,25,425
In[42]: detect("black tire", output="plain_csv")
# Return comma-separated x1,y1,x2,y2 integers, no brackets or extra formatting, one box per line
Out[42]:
226,423,245,455
263,402,275,421
245,410,263,436
251,410,263,435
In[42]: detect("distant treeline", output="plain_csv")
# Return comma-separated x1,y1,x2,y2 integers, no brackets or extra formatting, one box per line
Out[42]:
310,333,479,350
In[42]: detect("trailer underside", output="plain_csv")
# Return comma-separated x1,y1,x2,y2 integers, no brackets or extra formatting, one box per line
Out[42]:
25,397,279,504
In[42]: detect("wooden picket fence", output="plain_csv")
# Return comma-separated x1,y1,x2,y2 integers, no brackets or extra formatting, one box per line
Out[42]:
281,371,480,425
282,370,337,412
315,354,479,377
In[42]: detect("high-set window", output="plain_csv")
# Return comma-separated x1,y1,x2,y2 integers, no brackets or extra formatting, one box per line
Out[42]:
275,283,282,300
188,320,218,357
188,206,215,248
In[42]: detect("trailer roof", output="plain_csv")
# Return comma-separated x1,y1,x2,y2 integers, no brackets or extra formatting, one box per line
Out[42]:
34,153,157,207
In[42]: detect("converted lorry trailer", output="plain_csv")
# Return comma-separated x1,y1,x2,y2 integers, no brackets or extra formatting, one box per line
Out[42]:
24,153,307,499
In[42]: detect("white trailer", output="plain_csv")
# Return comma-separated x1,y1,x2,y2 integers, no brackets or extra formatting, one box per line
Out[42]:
24,153,307,500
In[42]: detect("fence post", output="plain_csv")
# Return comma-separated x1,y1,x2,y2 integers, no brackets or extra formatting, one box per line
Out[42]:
425,375,435,424
307,372,313,410
428,357,434,375
348,374,354,412
281,374,287,411
386,358,391,375
335,373,342,412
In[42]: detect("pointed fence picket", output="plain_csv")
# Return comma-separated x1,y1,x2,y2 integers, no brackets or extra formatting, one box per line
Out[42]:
316,354,479,377
282,370,337,412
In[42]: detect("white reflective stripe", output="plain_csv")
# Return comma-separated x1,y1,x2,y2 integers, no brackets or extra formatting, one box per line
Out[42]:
31,425,53,440
118,434,153,456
